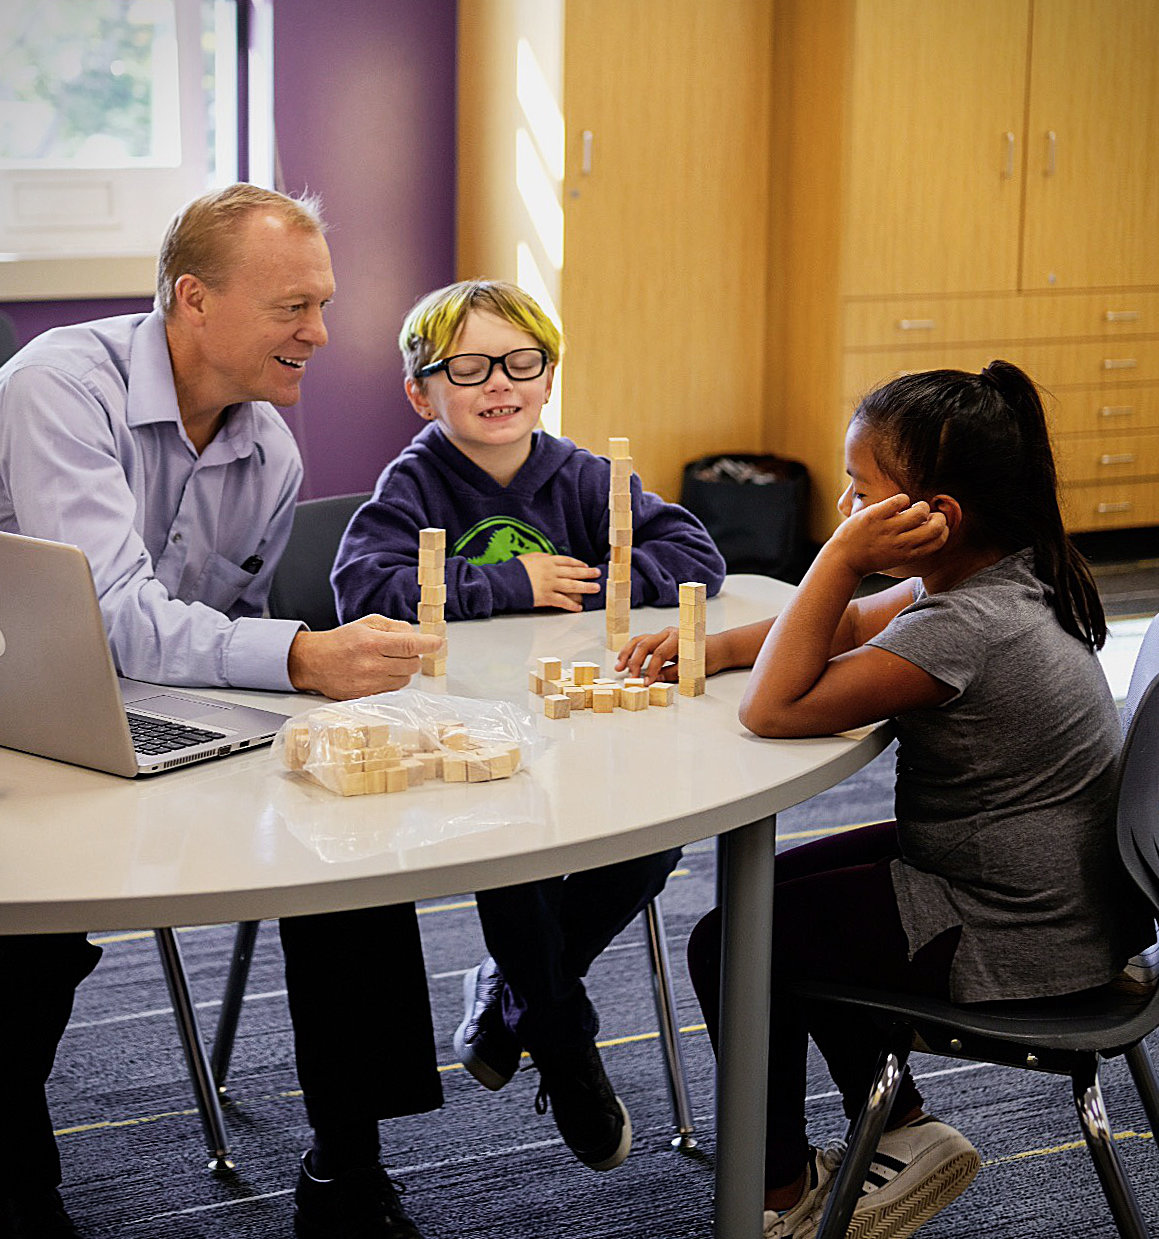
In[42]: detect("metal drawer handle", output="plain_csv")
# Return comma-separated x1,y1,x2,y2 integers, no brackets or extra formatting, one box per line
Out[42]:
1105,310,1141,323
1100,406,1135,418
1096,501,1132,514
1099,454,1137,466
897,319,936,331
1103,358,1138,370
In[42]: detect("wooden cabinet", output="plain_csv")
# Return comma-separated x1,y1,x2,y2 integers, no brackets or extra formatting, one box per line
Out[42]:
457,0,774,502
769,0,1159,537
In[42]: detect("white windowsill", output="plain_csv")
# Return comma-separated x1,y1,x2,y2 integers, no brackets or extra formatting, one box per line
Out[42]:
0,255,157,302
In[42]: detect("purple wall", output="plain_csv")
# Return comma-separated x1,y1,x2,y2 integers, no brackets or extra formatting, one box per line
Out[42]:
0,0,457,501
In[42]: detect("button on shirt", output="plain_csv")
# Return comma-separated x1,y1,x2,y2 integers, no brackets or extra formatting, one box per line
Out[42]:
0,312,304,689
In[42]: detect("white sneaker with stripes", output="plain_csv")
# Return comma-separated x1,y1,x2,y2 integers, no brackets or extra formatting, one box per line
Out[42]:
847,1115,979,1239
762,1141,847,1239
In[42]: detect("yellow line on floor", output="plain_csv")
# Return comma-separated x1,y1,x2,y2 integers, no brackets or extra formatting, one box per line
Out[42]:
983,1128,1153,1166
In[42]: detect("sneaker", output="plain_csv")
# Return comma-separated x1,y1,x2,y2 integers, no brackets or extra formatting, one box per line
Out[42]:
846,1116,979,1239
533,1040,632,1171
453,957,521,1090
294,1154,423,1239
763,1141,847,1239
1113,939,1159,994
0,1187,81,1238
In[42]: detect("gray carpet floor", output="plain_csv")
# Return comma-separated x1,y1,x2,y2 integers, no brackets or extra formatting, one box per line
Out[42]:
48,739,1159,1238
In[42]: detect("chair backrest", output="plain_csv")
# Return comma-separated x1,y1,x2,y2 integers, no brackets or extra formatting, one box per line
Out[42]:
266,492,371,630
0,310,18,367
1122,613,1159,734
1116,676,1159,916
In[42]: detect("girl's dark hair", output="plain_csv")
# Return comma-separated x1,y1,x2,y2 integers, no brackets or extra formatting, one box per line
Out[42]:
853,360,1106,651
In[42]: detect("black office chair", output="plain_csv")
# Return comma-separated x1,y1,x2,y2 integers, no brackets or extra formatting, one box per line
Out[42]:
807,674,1159,1239
206,492,697,1149
0,310,19,367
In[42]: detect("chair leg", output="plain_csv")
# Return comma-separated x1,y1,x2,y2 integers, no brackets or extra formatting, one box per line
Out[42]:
1125,1039,1159,1146
1072,1055,1149,1239
211,920,260,1091
815,1025,912,1239
154,927,234,1171
642,898,697,1149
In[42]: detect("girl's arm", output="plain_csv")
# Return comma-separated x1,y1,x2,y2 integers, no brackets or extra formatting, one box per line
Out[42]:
739,493,953,737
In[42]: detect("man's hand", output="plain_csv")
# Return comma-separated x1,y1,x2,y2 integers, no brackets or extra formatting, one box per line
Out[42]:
829,494,948,580
287,615,445,700
518,552,602,612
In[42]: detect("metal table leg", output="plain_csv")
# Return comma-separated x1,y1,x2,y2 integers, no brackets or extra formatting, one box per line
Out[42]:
714,813,777,1239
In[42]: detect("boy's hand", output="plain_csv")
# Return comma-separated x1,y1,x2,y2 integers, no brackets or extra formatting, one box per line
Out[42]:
287,615,445,700
829,493,948,579
518,553,602,612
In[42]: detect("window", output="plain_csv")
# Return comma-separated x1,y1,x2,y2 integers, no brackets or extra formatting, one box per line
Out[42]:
0,0,262,299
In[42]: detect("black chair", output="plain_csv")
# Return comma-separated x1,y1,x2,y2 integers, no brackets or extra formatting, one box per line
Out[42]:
206,492,697,1149
0,309,18,367
808,674,1159,1239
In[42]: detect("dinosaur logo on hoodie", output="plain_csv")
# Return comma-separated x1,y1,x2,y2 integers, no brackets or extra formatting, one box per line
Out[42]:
454,518,557,565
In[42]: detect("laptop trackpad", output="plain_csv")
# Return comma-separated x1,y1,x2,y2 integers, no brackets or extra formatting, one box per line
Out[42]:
133,694,235,724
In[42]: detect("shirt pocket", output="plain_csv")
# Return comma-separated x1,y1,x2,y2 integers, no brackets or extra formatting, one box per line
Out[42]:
193,551,257,614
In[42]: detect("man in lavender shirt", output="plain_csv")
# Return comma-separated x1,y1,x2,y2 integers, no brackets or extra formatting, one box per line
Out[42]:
0,185,443,1239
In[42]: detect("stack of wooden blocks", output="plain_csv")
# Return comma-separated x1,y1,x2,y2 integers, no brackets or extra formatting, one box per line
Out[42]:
418,526,447,676
678,581,706,697
606,437,633,650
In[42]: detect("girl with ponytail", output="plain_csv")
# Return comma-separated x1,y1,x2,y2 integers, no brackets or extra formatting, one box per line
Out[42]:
622,361,1153,1239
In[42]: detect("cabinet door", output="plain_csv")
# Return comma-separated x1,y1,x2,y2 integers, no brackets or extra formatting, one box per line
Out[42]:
843,0,1029,296
1021,0,1159,290
560,0,772,500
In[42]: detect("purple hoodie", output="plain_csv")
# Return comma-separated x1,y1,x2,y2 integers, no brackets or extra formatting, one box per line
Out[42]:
332,423,725,621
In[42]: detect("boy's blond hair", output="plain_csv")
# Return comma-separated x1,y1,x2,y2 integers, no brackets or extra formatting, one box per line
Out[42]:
399,279,564,382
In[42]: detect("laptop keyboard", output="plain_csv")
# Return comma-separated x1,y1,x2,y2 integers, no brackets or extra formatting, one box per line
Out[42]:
127,711,227,756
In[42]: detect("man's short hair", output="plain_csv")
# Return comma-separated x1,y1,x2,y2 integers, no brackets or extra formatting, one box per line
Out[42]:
399,279,564,383
155,183,326,316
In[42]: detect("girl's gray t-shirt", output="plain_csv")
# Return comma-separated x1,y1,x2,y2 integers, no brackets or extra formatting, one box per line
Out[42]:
869,548,1150,1003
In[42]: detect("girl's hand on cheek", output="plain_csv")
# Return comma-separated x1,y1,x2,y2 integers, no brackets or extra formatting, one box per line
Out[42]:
830,493,948,578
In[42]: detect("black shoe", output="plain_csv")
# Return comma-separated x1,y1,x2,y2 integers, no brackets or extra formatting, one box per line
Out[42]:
294,1155,423,1239
0,1187,81,1238
453,957,521,1090
533,1040,632,1171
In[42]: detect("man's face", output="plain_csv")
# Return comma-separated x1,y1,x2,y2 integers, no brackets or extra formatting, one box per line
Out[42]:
197,212,335,408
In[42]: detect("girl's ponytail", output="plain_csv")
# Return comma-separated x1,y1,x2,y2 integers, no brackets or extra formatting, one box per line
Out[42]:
856,360,1106,651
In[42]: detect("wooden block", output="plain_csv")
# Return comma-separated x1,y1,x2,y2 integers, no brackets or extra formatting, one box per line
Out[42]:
679,637,703,661
419,527,446,551
594,678,622,704
571,661,599,685
364,767,388,794
420,619,447,638
417,562,445,587
609,525,633,547
608,436,631,459
333,746,367,774
678,675,707,697
623,676,647,688
401,756,426,786
620,684,649,711
606,630,630,651
324,721,368,752
581,683,595,708
609,558,631,583
466,755,492,782
563,685,586,710
679,581,707,606
529,671,544,694
362,744,403,770
417,602,444,624
649,681,677,707
284,724,310,769
416,750,444,779
536,657,563,682
486,749,516,778
332,768,369,796
591,686,616,713
420,583,447,607
610,458,633,480
611,543,632,565
440,725,475,750
420,654,447,677
442,753,468,782
364,719,394,748
544,694,571,719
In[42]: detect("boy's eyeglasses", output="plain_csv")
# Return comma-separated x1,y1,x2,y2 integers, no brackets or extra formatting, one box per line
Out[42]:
418,348,548,386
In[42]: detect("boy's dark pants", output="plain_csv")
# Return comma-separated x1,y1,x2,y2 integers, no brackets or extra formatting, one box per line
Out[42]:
0,902,441,1191
475,847,683,1056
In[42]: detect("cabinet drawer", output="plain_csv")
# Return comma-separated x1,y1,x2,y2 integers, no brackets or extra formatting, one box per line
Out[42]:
843,341,1159,402
844,291,1159,349
1061,481,1159,533
1050,388,1159,435
1053,431,1159,485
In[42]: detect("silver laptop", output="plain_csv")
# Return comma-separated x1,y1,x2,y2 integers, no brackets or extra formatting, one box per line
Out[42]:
0,530,289,777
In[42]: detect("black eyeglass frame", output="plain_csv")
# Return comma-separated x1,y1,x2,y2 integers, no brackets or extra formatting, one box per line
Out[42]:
417,348,549,386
